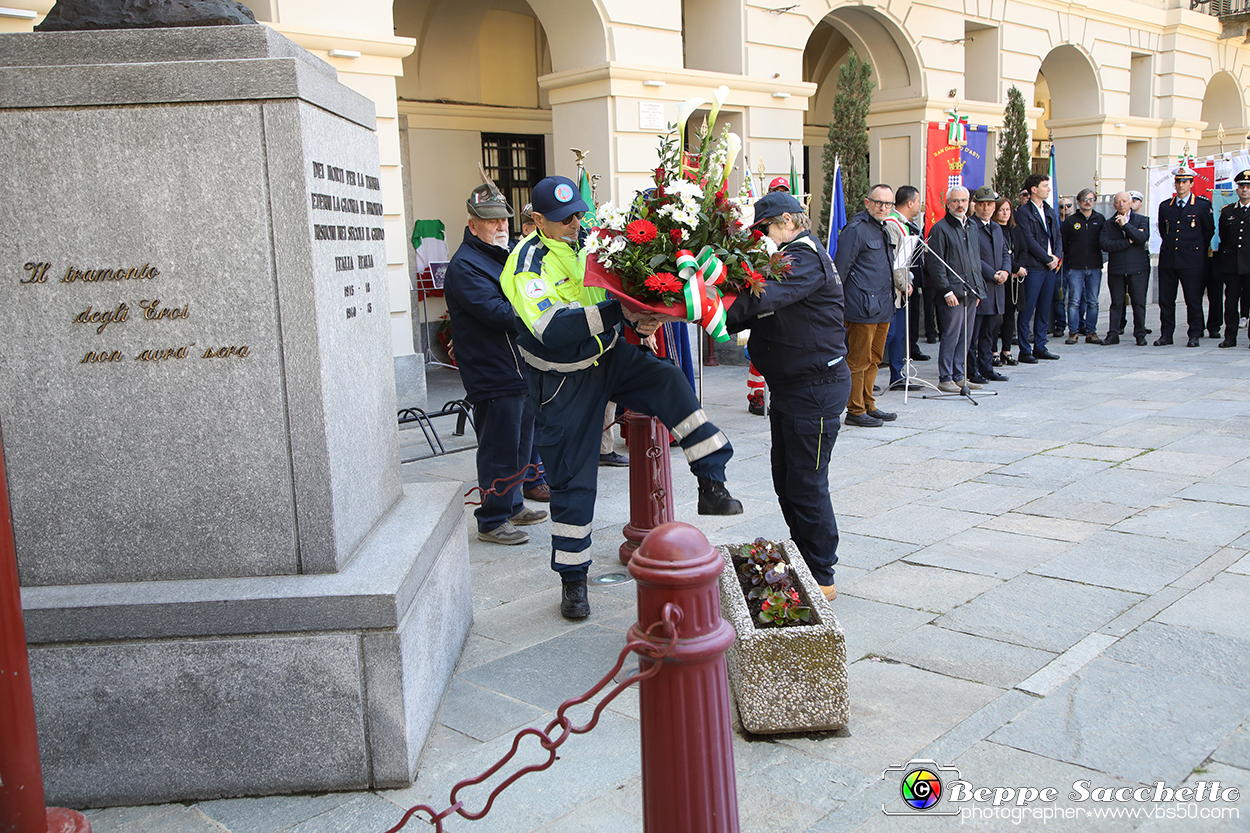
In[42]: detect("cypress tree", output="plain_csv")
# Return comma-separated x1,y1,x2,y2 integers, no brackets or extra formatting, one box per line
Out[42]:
820,54,873,242
993,85,1031,203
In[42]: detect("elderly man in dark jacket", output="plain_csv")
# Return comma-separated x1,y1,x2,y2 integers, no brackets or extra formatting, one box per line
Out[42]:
971,186,1011,383
927,185,987,392
833,183,897,427
1100,190,1151,345
444,183,548,545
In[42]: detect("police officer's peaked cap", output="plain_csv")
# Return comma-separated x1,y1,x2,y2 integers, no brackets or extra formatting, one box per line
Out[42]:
752,191,804,227
467,183,512,219
768,176,791,192
1173,164,1198,179
1128,190,1145,202
1235,170,1250,186
520,203,535,223
972,185,998,202
530,176,589,223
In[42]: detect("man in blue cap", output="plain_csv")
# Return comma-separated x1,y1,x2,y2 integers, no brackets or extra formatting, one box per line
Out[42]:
500,175,743,619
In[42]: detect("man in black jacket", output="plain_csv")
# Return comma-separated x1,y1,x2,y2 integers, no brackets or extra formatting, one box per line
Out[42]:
1156,165,1214,347
833,183,897,427
726,191,848,601
444,184,548,545
1060,189,1105,343
1217,170,1250,347
1099,191,1151,345
1014,174,1063,361
927,185,987,392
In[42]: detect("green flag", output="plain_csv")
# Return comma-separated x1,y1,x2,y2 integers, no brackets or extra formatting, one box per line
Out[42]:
578,169,597,229
789,143,799,195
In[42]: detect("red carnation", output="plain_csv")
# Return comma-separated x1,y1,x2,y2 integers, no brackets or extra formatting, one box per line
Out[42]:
644,272,682,294
626,219,658,244
669,228,684,246
750,228,764,242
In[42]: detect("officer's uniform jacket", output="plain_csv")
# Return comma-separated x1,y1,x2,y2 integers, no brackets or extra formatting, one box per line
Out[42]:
1157,194,1213,270
499,229,624,373
1218,200,1250,275
724,230,847,394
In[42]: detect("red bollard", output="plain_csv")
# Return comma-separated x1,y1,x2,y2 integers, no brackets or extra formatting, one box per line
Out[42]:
628,522,739,833
618,412,675,565
0,429,92,833
703,333,720,366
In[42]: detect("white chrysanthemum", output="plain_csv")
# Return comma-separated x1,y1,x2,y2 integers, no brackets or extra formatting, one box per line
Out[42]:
596,202,627,231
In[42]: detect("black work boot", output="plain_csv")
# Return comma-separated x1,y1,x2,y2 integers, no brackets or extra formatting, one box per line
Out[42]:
697,477,744,515
560,578,590,619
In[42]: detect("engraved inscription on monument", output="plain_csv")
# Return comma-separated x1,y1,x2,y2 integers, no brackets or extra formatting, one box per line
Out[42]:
19,260,249,364
310,159,383,321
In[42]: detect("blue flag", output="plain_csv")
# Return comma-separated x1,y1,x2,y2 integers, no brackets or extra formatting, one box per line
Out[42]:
827,158,847,260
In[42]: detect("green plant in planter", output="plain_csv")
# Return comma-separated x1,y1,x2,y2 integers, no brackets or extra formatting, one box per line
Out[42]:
737,539,811,626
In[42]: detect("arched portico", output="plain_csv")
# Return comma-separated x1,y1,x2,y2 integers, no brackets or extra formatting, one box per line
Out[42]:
1037,44,1103,196
800,5,926,204
1199,70,1248,156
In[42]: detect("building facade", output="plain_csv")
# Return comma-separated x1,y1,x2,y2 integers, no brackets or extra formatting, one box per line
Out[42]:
8,0,1249,361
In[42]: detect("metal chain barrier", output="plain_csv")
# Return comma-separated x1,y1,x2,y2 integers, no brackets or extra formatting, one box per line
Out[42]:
382,603,683,832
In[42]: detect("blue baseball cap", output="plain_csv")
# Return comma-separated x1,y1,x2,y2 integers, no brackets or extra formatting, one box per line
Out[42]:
752,191,804,227
530,176,589,223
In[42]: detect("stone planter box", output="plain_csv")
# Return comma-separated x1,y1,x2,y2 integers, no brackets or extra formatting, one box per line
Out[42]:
718,540,849,734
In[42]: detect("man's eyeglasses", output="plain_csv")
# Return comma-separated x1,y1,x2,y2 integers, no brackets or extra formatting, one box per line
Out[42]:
867,198,894,208
554,212,585,226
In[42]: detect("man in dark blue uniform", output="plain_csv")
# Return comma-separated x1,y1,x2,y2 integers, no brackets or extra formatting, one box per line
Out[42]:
444,184,549,545
1218,170,1250,348
725,191,847,600
1156,165,1214,347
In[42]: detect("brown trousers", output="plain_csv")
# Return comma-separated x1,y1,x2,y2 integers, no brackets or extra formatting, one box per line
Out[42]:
845,321,891,416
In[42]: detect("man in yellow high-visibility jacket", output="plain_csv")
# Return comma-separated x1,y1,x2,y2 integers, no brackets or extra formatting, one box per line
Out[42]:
500,176,742,619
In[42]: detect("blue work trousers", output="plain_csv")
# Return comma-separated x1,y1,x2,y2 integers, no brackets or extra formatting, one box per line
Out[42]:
767,373,851,587
1066,268,1102,335
472,394,535,533
1017,268,1058,357
530,343,733,581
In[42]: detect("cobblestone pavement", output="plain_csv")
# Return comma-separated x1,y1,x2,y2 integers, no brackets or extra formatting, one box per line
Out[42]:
84,309,1250,832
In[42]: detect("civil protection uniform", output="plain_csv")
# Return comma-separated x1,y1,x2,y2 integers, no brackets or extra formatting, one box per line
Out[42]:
1157,192,1214,344
1217,181,1250,347
500,229,734,580
725,230,849,586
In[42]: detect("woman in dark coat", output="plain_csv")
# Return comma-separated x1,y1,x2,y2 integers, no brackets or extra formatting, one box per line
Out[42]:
993,197,1027,365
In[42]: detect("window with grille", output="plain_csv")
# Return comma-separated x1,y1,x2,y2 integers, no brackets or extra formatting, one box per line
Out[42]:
481,133,546,236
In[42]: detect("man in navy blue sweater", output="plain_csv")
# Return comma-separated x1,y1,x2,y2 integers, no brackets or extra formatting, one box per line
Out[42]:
444,184,549,545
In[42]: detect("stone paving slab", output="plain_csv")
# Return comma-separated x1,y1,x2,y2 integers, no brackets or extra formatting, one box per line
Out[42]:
1155,572,1250,641
989,657,1250,786
86,805,231,833
881,624,1056,689
1212,719,1250,770
978,510,1106,542
437,679,549,743
1136,761,1250,833
842,561,1000,613
903,526,1074,579
1029,530,1218,595
1015,494,1140,525
774,659,1000,775
458,624,631,711
1109,499,1250,547
937,573,1143,652
830,594,937,661
915,481,1051,516
841,504,987,546
1105,621,1250,691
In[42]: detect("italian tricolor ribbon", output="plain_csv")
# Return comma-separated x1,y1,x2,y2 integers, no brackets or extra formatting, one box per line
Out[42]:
676,247,729,342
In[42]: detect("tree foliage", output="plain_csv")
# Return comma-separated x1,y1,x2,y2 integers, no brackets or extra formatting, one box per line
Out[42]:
820,54,873,242
993,85,1031,204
